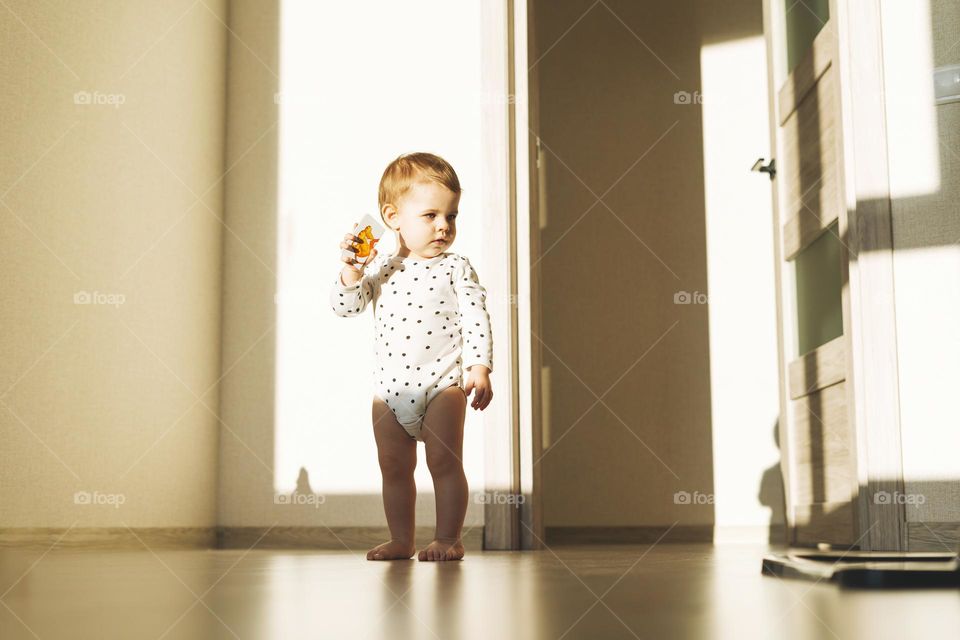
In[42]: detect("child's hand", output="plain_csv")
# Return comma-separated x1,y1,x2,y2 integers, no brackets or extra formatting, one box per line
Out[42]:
339,232,377,281
464,366,492,411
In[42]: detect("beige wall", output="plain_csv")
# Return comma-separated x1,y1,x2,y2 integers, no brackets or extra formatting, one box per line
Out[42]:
0,0,227,527
533,0,781,534
214,0,281,528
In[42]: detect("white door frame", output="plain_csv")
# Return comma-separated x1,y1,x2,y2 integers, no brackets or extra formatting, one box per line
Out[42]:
480,0,544,550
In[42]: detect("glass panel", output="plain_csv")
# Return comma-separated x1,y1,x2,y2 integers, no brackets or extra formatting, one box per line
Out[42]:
794,220,843,356
785,0,830,72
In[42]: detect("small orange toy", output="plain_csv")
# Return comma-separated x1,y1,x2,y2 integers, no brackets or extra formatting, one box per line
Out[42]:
353,225,378,260
341,214,384,266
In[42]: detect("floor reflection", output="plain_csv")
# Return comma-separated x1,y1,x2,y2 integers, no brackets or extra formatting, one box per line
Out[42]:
1,544,958,639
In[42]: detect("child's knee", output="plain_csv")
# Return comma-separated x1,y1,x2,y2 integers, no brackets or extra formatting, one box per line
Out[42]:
426,449,462,477
378,450,415,478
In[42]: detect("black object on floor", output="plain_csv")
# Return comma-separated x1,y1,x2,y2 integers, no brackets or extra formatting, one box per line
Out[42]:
762,550,960,588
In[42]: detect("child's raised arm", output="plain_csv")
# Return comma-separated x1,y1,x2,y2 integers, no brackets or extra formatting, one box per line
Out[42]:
330,231,379,317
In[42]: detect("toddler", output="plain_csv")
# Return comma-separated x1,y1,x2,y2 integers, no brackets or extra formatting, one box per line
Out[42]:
330,152,493,561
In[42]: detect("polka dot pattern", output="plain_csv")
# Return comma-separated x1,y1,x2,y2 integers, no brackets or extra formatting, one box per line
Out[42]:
329,251,493,439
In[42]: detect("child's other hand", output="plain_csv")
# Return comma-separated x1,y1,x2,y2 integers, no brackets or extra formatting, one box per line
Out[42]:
464,366,492,411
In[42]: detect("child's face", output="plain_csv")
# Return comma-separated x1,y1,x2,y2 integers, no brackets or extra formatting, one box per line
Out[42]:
383,181,460,258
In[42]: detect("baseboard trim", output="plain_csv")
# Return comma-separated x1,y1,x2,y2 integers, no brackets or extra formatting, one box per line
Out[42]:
546,525,712,545
545,525,787,545
907,522,960,552
0,527,216,550
0,526,485,551
2,524,791,550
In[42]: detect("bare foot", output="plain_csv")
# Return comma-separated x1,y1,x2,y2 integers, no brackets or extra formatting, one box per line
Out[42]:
417,538,465,561
366,539,415,561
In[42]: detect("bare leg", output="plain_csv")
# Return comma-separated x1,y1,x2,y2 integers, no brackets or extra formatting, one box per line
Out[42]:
419,385,468,561
367,396,417,561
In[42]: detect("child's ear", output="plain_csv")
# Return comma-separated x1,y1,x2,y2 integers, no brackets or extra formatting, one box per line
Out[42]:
381,203,398,230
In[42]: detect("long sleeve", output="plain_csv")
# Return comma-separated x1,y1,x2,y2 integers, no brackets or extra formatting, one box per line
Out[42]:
329,258,379,318
454,257,493,373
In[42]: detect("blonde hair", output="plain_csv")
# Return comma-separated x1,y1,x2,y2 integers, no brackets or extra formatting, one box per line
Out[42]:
378,152,461,223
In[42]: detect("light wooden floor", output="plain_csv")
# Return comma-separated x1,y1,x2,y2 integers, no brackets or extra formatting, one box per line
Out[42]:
1,543,957,639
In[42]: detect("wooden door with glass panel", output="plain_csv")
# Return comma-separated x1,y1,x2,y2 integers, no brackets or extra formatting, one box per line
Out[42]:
763,0,859,547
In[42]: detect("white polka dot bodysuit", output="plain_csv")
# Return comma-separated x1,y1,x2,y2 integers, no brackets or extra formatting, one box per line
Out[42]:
330,251,494,441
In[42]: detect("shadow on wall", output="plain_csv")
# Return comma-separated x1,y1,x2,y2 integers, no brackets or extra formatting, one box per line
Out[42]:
758,419,787,545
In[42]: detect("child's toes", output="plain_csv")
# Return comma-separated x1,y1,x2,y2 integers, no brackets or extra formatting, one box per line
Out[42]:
419,543,438,561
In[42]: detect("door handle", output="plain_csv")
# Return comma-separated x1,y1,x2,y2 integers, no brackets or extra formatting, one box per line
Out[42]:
751,157,776,180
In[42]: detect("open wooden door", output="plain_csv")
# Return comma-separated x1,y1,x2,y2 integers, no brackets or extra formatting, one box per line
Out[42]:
762,0,860,547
